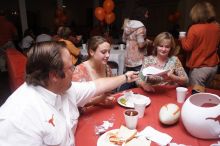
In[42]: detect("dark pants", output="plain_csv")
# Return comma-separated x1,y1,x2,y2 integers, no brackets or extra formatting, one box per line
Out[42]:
119,65,142,91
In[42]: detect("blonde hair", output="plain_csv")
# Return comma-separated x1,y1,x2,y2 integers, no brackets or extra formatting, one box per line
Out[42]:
190,1,216,24
152,32,176,57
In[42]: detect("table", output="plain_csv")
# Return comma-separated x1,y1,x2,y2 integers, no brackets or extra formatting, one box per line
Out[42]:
75,87,220,146
80,45,125,75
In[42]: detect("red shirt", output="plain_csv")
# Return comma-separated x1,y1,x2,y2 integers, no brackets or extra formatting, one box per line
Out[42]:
180,23,220,69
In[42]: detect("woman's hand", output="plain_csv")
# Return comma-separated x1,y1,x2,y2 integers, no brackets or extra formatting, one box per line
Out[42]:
87,93,116,107
98,96,116,107
162,70,174,82
139,81,155,92
162,70,186,85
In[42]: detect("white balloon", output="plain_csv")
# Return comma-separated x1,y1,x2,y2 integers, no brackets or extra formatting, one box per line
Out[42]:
159,103,180,125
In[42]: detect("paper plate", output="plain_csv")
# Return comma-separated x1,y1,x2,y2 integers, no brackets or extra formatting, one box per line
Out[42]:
97,129,119,146
117,94,151,108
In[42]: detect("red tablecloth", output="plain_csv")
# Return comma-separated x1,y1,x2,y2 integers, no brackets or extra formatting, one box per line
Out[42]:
75,87,220,146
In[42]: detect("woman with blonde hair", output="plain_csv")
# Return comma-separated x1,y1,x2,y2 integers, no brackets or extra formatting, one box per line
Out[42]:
137,32,188,92
180,1,220,88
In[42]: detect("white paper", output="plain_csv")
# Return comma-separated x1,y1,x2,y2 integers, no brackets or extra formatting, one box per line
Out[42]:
137,126,172,146
169,143,187,146
142,66,168,76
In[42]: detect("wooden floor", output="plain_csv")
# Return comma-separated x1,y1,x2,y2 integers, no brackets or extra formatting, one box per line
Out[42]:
0,71,10,106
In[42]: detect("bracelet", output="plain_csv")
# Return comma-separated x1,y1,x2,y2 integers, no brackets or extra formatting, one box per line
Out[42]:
125,74,128,83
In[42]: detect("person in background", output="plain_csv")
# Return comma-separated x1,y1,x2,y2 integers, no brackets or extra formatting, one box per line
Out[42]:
137,32,188,92
56,26,81,65
72,36,114,112
35,27,52,43
120,6,152,90
179,1,220,88
19,28,35,53
0,41,138,146
0,10,18,72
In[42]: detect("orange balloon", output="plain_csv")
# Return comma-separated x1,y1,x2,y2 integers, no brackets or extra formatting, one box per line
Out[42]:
94,7,105,21
105,12,115,24
103,0,115,14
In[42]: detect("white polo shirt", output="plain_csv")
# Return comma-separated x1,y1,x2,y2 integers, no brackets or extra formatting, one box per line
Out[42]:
0,81,96,146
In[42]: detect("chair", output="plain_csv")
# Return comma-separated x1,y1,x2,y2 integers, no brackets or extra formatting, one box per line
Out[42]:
6,48,27,92
107,61,119,76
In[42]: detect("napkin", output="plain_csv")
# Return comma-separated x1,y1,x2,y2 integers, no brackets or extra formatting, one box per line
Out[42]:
95,121,114,135
137,126,172,145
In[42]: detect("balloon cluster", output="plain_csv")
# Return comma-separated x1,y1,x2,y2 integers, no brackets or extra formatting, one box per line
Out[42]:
94,0,115,25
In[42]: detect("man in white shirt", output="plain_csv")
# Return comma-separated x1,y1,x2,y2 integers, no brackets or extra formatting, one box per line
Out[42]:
0,41,138,146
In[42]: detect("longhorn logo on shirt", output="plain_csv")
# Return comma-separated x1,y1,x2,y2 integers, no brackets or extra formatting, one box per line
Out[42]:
48,114,55,127
206,115,220,125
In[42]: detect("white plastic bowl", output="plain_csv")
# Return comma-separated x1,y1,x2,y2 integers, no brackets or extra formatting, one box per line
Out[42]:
181,93,220,139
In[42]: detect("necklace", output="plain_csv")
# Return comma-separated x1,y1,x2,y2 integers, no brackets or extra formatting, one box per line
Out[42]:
156,58,168,69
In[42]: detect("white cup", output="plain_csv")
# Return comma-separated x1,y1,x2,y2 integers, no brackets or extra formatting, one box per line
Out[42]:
179,31,186,38
124,110,139,129
119,44,125,50
134,99,147,118
82,44,87,50
176,87,188,103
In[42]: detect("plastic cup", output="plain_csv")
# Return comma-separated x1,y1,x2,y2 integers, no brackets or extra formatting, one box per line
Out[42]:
124,109,138,129
82,44,87,50
176,87,188,103
134,99,148,118
119,44,125,50
179,31,186,38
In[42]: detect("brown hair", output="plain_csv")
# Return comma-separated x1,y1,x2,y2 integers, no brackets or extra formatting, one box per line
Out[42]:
87,36,109,58
57,26,71,39
190,1,216,24
152,32,176,57
26,41,67,87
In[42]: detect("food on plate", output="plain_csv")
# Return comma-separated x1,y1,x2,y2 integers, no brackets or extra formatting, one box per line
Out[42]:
108,125,137,145
159,103,180,125
118,94,151,108
119,98,127,105
125,137,151,146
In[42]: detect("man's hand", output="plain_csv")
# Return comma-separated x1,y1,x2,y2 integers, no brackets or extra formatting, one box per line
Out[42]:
124,71,139,83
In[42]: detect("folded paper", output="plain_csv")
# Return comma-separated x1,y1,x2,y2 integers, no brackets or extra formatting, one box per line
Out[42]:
137,126,172,145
